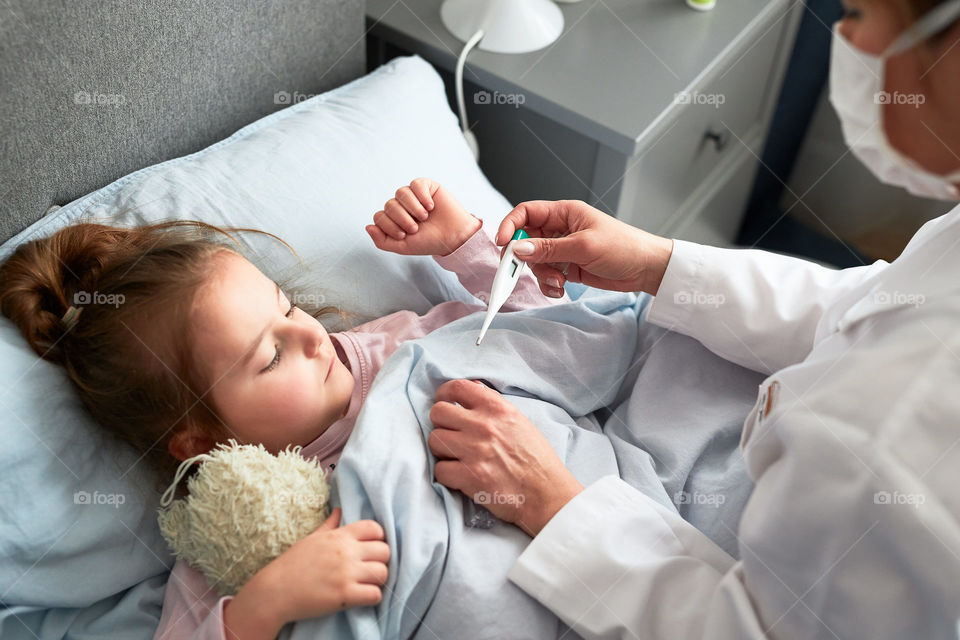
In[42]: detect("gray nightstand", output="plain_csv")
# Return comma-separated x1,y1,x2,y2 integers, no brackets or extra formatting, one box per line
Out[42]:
366,0,802,246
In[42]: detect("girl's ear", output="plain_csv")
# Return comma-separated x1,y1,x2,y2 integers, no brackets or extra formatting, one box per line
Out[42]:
167,429,216,461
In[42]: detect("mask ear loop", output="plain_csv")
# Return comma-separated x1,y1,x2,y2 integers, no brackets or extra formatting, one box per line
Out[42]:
886,0,960,56
159,453,212,508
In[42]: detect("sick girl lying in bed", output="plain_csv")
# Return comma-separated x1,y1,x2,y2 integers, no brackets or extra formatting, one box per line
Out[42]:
0,178,568,640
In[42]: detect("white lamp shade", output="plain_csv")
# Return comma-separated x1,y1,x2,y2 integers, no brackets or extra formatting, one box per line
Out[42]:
440,0,564,54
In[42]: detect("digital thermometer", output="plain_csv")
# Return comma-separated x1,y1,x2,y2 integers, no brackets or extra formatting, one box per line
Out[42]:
476,229,530,346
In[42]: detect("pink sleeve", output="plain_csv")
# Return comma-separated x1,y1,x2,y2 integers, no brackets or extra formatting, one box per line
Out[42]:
340,301,484,381
338,226,571,386
433,223,570,311
153,559,233,640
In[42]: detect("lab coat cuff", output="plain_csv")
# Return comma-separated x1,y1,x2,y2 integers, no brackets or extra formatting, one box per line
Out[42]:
509,477,668,608
645,239,708,331
510,476,738,638
508,477,621,610
509,476,736,612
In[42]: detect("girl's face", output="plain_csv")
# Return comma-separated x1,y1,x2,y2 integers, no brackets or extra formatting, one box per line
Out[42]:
179,250,354,457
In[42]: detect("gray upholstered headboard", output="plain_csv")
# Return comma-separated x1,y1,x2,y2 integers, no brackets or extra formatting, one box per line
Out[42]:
0,0,366,244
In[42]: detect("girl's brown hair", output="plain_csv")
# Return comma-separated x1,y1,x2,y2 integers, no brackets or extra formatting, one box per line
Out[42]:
0,219,343,494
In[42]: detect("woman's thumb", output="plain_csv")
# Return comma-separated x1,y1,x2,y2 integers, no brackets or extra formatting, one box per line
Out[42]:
319,507,342,530
512,235,582,264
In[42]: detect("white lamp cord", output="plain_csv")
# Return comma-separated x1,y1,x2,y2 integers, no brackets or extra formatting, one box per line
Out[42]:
456,28,485,158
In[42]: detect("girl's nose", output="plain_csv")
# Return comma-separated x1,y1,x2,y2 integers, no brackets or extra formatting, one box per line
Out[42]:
309,328,324,359
306,330,321,358
291,321,322,358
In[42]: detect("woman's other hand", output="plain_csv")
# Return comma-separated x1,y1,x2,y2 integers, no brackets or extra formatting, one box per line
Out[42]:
496,200,674,297
367,177,482,257
428,379,584,537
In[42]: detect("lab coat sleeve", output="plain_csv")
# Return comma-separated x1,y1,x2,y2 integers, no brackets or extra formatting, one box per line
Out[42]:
507,476,767,640
645,240,888,373
509,374,960,640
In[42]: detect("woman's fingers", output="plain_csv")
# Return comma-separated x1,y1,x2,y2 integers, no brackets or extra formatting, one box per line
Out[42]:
496,199,583,245
434,459,469,490
513,232,594,267
428,399,479,431
434,378,494,411
384,199,418,234
427,425,475,460
529,263,567,297
498,226,550,261
496,200,546,245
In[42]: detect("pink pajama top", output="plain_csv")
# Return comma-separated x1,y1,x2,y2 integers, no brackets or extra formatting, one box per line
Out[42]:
153,225,568,640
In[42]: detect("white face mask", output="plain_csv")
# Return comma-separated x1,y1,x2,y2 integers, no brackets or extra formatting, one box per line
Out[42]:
828,0,960,201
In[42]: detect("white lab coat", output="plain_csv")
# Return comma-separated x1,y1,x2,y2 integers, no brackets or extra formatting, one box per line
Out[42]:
507,206,960,640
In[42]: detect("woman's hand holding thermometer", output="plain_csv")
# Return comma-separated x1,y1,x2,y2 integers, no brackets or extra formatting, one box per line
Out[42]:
476,229,529,346
495,200,674,297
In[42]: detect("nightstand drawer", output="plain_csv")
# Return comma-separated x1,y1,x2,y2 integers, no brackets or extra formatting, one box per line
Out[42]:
617,12,784,235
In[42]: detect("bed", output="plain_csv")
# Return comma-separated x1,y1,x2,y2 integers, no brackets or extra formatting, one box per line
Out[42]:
0,2,362,637
0,2,766,638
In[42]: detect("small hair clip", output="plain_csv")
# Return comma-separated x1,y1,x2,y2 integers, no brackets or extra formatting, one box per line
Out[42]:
61,305,83,330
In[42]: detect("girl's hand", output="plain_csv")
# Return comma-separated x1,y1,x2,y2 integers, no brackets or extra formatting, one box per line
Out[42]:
245,508,390,627
366,178,482,256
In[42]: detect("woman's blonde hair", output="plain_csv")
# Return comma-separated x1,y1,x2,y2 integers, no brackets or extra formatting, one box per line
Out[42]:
904,0,958,41
0,219,346,493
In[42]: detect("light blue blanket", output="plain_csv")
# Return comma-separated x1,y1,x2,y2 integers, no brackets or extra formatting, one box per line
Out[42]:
285,287,765,640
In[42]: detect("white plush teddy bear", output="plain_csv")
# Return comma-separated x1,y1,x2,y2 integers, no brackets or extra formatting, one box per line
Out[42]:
157,439,331,596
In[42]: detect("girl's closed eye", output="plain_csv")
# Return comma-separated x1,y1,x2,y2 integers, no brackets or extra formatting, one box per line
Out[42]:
261,303,298,374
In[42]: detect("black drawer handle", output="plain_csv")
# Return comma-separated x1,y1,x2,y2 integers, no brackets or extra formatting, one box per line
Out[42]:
703,128,730,152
